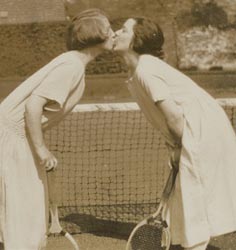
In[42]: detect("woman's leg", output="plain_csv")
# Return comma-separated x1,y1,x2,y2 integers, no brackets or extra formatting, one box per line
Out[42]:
184,240,209,250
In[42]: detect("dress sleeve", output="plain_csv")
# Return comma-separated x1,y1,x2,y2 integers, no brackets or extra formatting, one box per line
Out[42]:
141,71,171,102
32,62,81,110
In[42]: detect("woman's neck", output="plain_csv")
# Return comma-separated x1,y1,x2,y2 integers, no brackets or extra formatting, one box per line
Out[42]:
122,51,139,76
76,47,103,67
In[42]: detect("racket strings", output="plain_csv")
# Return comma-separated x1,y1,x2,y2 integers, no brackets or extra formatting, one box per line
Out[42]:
129,224,163,250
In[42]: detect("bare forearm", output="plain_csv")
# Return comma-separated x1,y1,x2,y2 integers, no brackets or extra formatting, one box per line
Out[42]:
25,95,58,171
156,99,184,145
166,115,183,145
25,108,45,150
25,98,46,151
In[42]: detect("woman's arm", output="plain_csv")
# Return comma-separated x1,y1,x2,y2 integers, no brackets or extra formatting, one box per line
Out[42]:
25,95,58,171
156,98,184,144
156,98,184,166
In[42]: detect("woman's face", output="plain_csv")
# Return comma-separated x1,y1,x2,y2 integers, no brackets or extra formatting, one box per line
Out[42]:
100,18,115,51
113,18,136,52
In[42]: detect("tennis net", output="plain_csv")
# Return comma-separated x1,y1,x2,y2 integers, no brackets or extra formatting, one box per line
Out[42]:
45,98,236,226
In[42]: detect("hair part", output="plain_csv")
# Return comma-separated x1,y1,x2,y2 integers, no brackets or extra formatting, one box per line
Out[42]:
66,8,109,51
131,17,164,59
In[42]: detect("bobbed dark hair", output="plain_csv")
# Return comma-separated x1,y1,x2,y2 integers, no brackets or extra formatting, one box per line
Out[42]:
66,8,110,51
131,17,164,59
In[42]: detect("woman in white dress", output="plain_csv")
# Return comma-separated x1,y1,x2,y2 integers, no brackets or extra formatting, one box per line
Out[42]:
113,17,236,250
0,8,114,250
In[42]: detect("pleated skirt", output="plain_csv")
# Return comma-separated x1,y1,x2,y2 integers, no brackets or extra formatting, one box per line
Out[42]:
0,112,48,250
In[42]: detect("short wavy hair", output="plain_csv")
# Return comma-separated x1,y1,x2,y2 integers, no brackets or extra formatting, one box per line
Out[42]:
131,17,164,59
66,8,110,51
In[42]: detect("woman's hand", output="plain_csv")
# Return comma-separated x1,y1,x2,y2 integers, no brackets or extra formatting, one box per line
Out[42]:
170,146,181,169
35,145,58,172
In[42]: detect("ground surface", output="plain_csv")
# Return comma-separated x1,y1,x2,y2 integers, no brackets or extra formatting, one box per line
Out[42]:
45,231,236,250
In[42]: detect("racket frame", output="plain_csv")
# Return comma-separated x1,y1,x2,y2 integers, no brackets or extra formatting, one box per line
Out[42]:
47,174,80,250
126,165,178,250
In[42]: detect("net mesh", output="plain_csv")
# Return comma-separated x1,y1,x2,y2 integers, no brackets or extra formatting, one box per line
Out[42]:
45,99,236,225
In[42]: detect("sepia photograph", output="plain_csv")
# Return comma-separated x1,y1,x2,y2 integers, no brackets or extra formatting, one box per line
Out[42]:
1,0,236,249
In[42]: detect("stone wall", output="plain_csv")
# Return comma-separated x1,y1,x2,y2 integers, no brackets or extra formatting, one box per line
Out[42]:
175,0,236,70
1,0,235,25
0,0,236,77
0,0,65,24
0,0,180,77
178,26,236,70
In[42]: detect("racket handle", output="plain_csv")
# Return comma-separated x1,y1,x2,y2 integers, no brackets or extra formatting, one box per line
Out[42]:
49,204,62,234
162,167,178,199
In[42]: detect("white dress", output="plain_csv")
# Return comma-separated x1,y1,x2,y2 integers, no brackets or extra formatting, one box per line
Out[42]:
0,51,85,250
128,54,236,248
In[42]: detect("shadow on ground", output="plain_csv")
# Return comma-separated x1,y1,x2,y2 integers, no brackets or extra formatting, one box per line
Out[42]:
59,213,236,250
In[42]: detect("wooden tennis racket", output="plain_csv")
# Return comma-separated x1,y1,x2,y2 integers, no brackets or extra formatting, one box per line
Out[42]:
126,164,178,250
47,172,80,250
